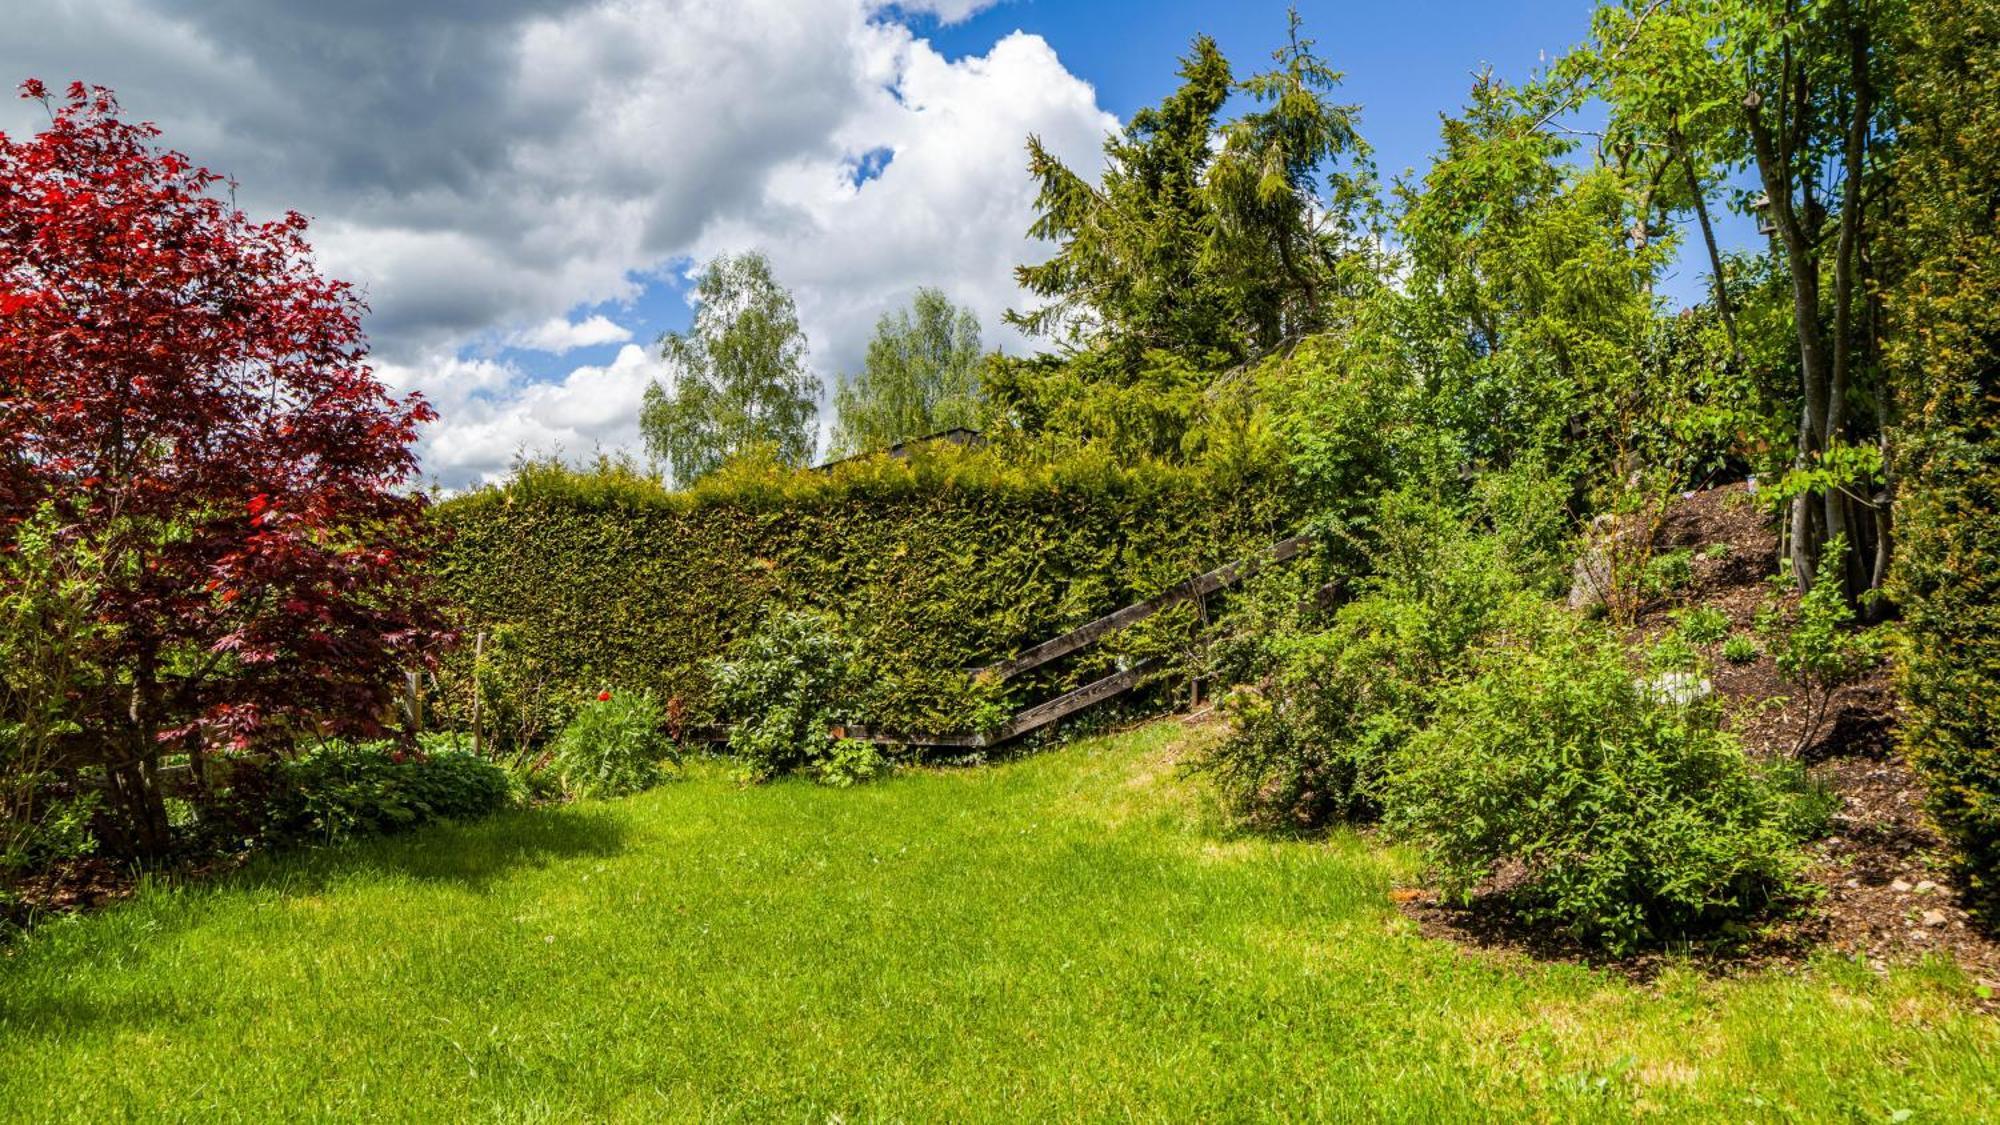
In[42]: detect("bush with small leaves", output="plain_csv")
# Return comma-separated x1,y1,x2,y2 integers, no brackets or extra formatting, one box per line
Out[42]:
710,610,868,782
1722,634,1760,665
1198,487,1536,829
256,742,514,845
1642,548,1695,597
1759,536,1883,754
549,690,681,799
1646,632,1702,674
1675,606,1730,647
1388,614,1823,953
815,740,888,788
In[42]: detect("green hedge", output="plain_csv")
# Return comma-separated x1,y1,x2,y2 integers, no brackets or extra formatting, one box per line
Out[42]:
426,448,1291,748
1886,0,2000,918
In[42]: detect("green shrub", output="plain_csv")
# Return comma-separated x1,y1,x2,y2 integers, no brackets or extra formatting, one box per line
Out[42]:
549,690,680,799
1198,488,1534,829
1646,631,1701,675
0,503,107,869
1884,0,2000,918
815,739,889,788
1388,615,1822,952
1642,548,1695,597
258,742,514,844
710,610,867,782
1722,634,1761,665
1675,606,1731,647
0,790,99,871
1760,536,1883,754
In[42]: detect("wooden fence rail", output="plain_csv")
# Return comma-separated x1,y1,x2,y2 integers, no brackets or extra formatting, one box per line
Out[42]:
839,531,1308,749
973,534,1308,684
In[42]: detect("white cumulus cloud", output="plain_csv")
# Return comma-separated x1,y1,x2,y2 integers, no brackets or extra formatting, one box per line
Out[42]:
1,0,1115,486
509,314,635,354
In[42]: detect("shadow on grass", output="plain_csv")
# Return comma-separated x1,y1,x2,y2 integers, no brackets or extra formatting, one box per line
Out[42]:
236,803,630,898
0,805,629,1041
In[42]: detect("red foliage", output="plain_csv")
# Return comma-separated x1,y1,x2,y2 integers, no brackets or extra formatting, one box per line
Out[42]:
0,81,448,844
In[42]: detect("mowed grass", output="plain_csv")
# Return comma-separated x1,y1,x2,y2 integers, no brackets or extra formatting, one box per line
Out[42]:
2,721,1995,1121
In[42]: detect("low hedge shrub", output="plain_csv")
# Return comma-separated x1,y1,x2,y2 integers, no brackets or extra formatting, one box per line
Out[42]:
1388,614,1827,952
254,740,514,844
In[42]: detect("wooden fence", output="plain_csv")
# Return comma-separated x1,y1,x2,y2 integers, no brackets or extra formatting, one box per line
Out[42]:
837,532,1309,749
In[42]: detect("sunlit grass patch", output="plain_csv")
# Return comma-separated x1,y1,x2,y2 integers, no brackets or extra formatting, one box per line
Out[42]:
1,720,1994,1121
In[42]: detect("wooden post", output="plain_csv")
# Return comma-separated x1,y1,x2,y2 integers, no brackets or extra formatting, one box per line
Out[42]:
470,629,486,758
404,670,424,734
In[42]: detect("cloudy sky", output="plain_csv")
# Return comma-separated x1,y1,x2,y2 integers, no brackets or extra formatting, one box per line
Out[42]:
6,0,1710,487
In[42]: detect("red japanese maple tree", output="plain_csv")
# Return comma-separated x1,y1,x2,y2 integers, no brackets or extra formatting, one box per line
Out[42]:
0,81,446,853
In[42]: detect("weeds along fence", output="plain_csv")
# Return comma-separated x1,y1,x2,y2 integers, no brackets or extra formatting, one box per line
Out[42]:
424,452,1295,750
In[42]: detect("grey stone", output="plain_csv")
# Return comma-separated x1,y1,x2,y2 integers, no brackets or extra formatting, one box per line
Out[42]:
1641,671,1713,707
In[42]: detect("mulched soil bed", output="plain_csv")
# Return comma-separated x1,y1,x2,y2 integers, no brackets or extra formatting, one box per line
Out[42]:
1404,482,2000,1004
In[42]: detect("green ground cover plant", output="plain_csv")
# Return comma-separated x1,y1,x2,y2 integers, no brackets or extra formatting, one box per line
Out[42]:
0,721,1991,1121
548,691,681,800
248,740,514,846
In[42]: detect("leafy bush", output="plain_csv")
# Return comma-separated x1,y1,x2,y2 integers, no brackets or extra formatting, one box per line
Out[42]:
815,740,889,788
258,742,514,844
1674,606,1731,647
1760,537,1883,754
1646,632,1701,674
1198,488,1534,829
1723,634,1761,665
1389,615,1822,952
710,610,868,782
549,690,681,799
1642,548,1695,597
0,504,107,869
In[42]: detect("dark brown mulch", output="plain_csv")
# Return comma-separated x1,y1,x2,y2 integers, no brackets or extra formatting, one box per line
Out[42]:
1402,482,2000,1003
2,849,261,934
3,858,131,922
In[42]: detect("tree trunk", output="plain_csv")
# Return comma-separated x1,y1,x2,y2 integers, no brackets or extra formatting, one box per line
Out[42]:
1746,87,1835,592
1673,128,1746,370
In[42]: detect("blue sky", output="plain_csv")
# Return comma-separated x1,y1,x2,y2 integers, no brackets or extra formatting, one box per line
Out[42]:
6,0,1759,484
578,0,1752,377
925,0,1586,183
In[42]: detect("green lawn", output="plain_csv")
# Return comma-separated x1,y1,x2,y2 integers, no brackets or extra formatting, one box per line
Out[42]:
2,721,1994,1121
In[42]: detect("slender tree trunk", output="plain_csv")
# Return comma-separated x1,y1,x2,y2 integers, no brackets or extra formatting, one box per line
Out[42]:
114,647,172,857
1671,126,1745,370
1746,86,1835,591
1820,13,1874,599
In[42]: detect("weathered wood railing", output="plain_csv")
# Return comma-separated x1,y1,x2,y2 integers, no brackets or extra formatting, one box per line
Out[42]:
838,532,1309,749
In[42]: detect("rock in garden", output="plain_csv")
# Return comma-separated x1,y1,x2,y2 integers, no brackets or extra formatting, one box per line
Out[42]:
1640,671,1713,707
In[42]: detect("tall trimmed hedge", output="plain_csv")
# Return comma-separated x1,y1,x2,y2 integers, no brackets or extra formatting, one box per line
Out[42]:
1886,0,2000,917
427,450,1291,747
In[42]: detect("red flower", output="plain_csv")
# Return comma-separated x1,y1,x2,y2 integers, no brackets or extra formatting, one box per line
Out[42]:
597,690,613,702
